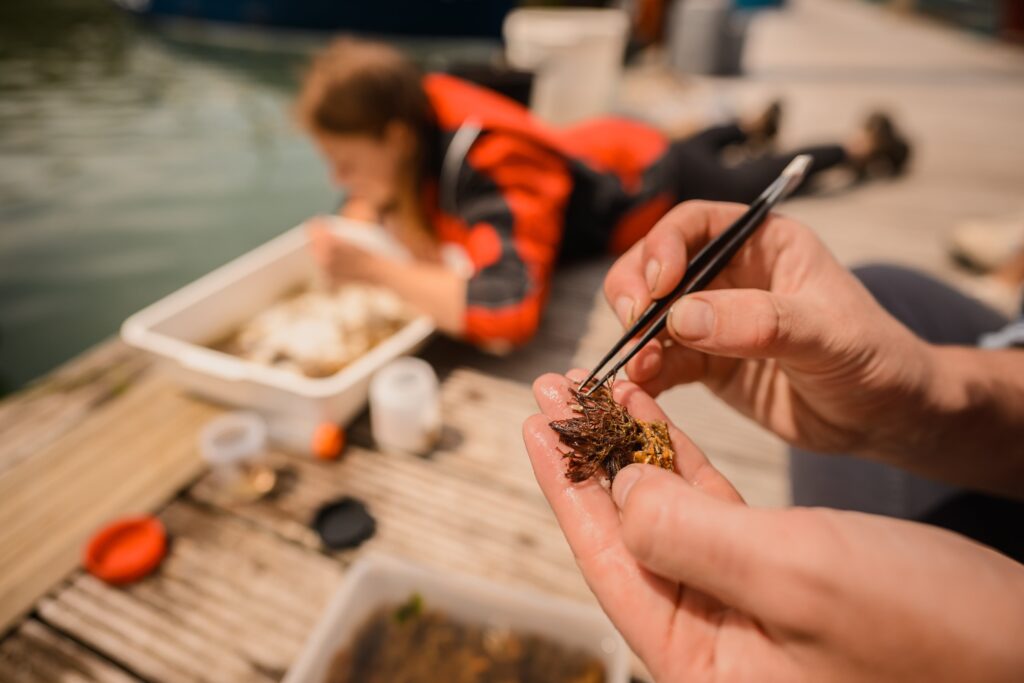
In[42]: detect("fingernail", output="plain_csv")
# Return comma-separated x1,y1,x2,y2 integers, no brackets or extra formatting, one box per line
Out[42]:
614,296,635,325
645,260,662,294
612,465,643,508
670,298,715,340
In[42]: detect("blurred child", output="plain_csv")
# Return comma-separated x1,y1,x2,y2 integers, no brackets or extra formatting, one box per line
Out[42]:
298,38,910,350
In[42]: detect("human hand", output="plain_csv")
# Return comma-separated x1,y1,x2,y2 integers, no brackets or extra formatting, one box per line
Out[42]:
306,217,380,283
338,197,379,222
524,372,1024,683
604,200,938,458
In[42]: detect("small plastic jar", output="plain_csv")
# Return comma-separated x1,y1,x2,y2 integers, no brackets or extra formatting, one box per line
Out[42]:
198,411,275,501
369,357,442,456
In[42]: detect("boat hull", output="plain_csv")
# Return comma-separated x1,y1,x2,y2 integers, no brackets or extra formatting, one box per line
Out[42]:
112,0,515,38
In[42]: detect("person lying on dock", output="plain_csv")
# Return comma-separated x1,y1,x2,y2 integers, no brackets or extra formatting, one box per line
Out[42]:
297,37,910,352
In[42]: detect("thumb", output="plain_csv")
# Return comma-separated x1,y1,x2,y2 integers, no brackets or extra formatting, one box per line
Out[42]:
667,288,829,362
612,464,819,624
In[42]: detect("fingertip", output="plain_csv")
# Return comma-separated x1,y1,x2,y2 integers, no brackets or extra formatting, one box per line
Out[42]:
668,297,716,342
610,464,643,508
532,372,566,396
532,373,572,416
565,368,589,384
603,240,650,323
644,259,662,297
614,296,636,326
617,467,750,585
522,412,554,443
617,465,684,554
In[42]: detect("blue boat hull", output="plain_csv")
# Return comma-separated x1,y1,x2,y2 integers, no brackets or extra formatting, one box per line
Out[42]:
115,0,515,38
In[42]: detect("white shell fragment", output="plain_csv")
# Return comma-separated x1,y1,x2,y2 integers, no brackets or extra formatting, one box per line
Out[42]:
221,284,412,378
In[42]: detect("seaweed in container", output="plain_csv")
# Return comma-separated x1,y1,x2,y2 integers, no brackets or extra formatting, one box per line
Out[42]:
550,381,674,483
325,594,605,683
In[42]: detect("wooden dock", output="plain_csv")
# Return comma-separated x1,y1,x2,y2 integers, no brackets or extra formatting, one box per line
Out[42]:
0,255,783,681
2,0,1023,680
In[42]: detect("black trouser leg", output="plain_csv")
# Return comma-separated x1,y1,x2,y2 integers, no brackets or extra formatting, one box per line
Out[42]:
683,122,749,152
790,265,1023,562
666,133,848,204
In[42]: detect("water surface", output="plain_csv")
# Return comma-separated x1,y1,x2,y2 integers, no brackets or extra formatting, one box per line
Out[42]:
0,0,342,392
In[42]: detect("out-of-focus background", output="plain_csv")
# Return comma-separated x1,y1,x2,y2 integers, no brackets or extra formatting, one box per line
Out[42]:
3,0,1021,395
1,1,1022,681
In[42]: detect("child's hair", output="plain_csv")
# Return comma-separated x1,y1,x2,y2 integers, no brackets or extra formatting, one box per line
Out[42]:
296,37,433,143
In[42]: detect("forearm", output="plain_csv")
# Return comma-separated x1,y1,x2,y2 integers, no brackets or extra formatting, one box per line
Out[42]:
879,345,1024,499
364,256,466,337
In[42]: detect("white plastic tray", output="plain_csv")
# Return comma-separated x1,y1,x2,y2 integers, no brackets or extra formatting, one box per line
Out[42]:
283,554,630,683
120,217,435,425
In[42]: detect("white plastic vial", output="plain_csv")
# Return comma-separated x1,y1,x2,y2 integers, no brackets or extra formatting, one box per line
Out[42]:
369,357,442,455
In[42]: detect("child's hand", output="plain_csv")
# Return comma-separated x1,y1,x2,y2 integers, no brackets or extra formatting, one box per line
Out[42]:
339,197,379,222
523,370,1024,683
306,217,379,283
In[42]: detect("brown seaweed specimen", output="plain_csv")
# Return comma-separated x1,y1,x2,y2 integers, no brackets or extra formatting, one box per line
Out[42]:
549,382,675,483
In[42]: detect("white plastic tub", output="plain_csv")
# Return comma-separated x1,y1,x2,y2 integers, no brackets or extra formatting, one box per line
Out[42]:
120,217,435,426
283,554,630,683
504,8,629,125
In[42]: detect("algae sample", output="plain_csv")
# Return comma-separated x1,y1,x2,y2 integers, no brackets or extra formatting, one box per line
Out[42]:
550,382,674,483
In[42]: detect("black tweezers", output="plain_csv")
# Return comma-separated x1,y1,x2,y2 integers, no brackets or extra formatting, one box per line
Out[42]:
581,154,813,395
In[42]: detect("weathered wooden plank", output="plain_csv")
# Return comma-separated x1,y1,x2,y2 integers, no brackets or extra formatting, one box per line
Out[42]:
36,501,342,683
0,340,150,477
0,618,140,683
0,371,218,632
190,440,592,603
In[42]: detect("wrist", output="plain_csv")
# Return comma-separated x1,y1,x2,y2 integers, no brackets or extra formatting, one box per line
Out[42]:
860,337,961,463
874,342,1024,497
922,343,970,408
882,342,983,468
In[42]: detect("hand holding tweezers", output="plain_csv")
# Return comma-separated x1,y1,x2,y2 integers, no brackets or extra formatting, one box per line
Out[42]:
581,154,813,395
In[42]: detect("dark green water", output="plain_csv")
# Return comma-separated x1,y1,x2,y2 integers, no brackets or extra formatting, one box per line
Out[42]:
0,1,344,392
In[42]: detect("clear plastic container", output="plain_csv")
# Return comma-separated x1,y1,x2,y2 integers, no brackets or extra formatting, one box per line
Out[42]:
198,411,276,502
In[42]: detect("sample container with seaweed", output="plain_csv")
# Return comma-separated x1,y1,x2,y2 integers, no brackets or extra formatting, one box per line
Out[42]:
325,594,606,683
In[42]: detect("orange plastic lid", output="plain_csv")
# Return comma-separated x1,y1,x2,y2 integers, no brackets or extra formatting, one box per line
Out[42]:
312,423,346,461
84,517,167,585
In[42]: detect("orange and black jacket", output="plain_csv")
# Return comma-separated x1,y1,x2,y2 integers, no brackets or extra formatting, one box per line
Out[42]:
423,74,677,350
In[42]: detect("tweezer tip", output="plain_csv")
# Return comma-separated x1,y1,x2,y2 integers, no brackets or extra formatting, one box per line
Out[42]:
782,154,812,180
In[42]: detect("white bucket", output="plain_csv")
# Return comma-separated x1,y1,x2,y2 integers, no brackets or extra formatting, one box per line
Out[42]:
504,8,629,126
667,0,749,76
